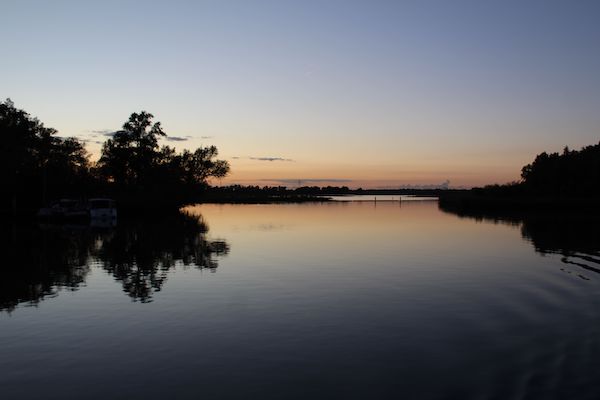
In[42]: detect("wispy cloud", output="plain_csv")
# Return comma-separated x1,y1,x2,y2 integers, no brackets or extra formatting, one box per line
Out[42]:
89,129,116,137
249,156,294,162
200,135,213,139
165,136,189,142
75,138,104,145
232,156,294,162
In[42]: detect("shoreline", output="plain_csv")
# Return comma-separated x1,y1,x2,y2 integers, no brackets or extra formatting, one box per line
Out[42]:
438,192,600,214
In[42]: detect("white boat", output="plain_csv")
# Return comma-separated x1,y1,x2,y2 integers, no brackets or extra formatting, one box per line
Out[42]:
88,198,117,219
37,199,88,219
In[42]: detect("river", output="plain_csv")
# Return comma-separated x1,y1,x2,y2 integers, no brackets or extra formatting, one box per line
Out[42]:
2,200,600,399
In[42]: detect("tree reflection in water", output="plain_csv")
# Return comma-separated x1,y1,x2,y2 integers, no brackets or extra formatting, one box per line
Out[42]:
439,203,600,279
1,212,229,311
94,213,229,302
1,224,92,312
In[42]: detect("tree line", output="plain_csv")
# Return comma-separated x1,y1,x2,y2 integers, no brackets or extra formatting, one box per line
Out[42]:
439,142,600,212
473,143,600,198
1,99,229,213
520,144,600,196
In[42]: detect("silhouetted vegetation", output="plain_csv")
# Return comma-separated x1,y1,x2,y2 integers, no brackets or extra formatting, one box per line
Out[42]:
440,142,600,211
1,99,94,213
520,144,600,196
202,185,349,203
0,212,229,311
1,100,229,214
97,111,229,210
202,185,447,203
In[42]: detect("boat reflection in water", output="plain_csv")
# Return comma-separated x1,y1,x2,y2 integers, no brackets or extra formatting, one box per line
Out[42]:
0,211,230,311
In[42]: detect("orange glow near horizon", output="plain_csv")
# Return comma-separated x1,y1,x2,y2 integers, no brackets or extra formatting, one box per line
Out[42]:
85,139,528,189
213,156,524,189
4,2,599,190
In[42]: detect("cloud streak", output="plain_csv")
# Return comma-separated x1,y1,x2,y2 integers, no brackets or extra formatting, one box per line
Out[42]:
88,129,116,137
88,132,207,142
249,156,294,162
232,156,294,162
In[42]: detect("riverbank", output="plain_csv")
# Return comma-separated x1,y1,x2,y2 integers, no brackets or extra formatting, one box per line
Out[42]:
438,191,600,214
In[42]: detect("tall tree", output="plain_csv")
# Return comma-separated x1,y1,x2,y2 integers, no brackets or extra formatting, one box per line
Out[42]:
98,111,230,201
180,146,230,186
98,111,165,187
0,99,90,211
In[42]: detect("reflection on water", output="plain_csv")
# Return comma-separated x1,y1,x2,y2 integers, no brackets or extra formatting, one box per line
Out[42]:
1,212,229,310
93,214,229,302
2,201,600,399
327,194,438,202
1,224,92,312
439,203,600,279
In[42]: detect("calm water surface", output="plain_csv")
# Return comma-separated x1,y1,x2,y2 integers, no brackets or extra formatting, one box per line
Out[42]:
2,201,600,399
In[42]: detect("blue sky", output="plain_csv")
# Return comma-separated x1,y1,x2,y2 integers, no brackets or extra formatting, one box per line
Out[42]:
2,0,599,187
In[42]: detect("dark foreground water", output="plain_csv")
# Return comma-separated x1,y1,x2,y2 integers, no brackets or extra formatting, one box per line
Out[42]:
2,200,600,399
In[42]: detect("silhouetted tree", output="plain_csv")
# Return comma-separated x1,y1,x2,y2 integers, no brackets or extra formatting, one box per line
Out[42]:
0,98,91,211
98,111,165,187
97,111,230,206
2,102,231,213
520,142,600,196
449,141,600,205
180,146,230,186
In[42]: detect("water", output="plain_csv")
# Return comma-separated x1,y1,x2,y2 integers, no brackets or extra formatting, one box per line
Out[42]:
2,201,600,399
326,194,438,201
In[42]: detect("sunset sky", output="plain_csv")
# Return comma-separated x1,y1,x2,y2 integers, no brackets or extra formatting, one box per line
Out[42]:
2,0,599,188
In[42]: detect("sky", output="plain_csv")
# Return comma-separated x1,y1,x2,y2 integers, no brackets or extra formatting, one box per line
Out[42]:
2,0,600,188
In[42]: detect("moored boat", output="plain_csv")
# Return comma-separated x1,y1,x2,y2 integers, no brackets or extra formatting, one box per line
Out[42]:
88,198,117,220
37,199,88,220
37,198,117,221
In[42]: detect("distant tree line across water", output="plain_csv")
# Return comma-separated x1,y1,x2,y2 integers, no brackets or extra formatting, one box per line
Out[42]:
474,143,600,197
1,99,229,213
440,142,600,211
520,144,600,196
201,185,447,203
202,185,352,203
